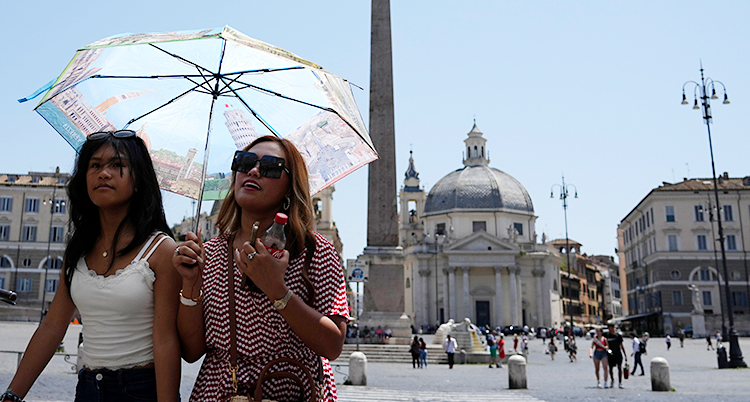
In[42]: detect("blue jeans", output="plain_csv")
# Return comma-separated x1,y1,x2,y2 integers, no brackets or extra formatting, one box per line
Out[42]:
420,349,428,367
75,367,158,402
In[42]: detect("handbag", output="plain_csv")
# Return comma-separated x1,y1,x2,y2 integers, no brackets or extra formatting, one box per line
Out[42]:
623,363,630,379
225,234,324,402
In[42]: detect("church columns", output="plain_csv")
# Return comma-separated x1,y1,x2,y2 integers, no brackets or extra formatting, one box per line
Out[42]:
448,267,457,320
442,268,450,322
533,267,546,327
508,267,519,324
462,267,470,320
419,269,431,326
494,266,503,327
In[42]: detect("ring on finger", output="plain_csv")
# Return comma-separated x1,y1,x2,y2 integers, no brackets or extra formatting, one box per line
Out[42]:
175,246,181,255
247,251,258,260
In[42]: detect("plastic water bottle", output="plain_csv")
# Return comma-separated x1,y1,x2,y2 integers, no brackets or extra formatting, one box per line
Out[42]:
261,213,287,258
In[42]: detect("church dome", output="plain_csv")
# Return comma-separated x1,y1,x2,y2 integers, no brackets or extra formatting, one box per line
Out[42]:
423,121,534,216
423,165,534,215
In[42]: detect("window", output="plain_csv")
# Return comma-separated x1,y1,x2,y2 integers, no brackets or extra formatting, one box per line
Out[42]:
731,271,742,280
673,291,683,305
21,258,31,267
726,234,737,251
700,268,712,281
651,208,655,224
0,225,9,241
513,222,523,236
670,270,681,279
723,205,734,221
435,223,446,236
22,225,37,242
646,211,650,228
0,257,10,268
25,197,40,213
0,196,12,212
45,278,58,293
665,206,675,222
668,235,678,251
50,226,64,243
694,205,704,221
697,235,708,251
472,221,486,232
702,291,712,306
53,199,66,214
51,258,62,269
0,277,4,289
17,278,32,292
732,291,748,307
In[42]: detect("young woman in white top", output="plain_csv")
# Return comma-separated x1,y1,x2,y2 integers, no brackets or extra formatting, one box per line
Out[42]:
2,131,182,402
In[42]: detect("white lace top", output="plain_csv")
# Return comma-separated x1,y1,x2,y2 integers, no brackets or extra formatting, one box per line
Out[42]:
70,233,168,370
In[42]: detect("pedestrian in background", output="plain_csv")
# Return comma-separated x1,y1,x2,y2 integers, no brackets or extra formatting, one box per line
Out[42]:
706,334,714,350
513,334,519,352
410,336,421,368
678,329,685,347
568,337,578,362
606,324,627,388
665,334,672,351
716,330,723,346
444,334,458,369
630,333,646,376
589,328,609,388
548,338,558,360
497,334,506,368
419,337,428,368
487,331,499,368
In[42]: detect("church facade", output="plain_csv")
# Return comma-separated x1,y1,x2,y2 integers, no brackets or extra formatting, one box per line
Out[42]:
399,123,563,329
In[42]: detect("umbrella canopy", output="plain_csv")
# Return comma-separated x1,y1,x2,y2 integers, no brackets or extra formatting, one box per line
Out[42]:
30,26,377,202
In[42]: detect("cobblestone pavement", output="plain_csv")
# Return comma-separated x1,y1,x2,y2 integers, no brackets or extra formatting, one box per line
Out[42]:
2,321,749,401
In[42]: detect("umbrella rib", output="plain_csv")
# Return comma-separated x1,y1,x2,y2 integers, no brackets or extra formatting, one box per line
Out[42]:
91,74,212,79
125,84,203,126
224,66,305,76
149,44,216,76
223,78,334,112
220,77,280,137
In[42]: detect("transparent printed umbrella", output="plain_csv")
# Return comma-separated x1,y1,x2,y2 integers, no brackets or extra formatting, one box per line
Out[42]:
22,26,377,214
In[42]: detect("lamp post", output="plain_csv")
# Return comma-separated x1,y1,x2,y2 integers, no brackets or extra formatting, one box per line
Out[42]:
551,175,577,336
39,167,61,323
682,64,746,368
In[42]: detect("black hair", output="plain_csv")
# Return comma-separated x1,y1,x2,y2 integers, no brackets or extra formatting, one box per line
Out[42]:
63,134,172,296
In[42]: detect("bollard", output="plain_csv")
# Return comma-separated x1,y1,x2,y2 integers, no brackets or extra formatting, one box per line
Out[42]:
349,352,367,386
508,355,527,389
650,357,670,392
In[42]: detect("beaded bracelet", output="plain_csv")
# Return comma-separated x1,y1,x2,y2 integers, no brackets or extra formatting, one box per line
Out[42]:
1,388,24,402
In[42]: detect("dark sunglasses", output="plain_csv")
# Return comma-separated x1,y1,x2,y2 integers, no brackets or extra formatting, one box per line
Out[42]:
87,130,137,141
231,151,290,179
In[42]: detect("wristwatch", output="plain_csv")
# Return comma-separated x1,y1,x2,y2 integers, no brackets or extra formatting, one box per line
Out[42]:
273,289,294,311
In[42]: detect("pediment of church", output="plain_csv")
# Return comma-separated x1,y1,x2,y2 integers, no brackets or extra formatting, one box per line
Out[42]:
444,230,519,254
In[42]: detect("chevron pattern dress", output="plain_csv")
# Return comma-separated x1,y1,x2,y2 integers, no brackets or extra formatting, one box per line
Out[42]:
190,232,349,402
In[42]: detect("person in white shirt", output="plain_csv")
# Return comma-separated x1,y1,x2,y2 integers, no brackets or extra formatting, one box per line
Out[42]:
444,335,458,369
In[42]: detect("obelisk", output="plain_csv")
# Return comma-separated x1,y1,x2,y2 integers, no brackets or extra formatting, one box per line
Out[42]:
358,0,409,338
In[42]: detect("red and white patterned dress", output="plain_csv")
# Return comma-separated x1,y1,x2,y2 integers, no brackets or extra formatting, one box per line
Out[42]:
190,232,349,402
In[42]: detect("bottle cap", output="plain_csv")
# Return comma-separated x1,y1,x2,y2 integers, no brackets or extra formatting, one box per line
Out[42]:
274,212,288,225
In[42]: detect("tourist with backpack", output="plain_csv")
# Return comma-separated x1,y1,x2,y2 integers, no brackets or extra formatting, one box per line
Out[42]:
487,331,500,368
630,332,647,376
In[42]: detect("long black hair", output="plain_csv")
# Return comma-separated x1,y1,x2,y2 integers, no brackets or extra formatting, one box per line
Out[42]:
63,134,172,295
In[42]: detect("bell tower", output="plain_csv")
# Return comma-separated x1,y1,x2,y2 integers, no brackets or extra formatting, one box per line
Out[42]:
399,150,425,247
463,120,489,167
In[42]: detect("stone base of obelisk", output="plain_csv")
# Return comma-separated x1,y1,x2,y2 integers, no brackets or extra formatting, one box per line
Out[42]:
357,246,411,338
691,313,707,338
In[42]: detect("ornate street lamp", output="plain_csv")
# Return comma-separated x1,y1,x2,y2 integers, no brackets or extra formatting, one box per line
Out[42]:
682,63,746,368
551,175,578,336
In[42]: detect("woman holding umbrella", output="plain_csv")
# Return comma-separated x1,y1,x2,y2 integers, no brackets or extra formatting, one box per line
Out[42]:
2,131,182,402
174,136,348,401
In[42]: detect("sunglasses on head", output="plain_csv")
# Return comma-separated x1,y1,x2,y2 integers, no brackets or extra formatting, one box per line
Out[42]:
87,130,137,141
232,151,290,179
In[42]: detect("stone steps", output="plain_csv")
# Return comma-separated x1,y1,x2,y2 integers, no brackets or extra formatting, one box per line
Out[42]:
334,343,448,364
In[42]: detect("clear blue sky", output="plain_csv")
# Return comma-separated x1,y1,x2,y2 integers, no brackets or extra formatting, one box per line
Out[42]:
2,1,748,264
